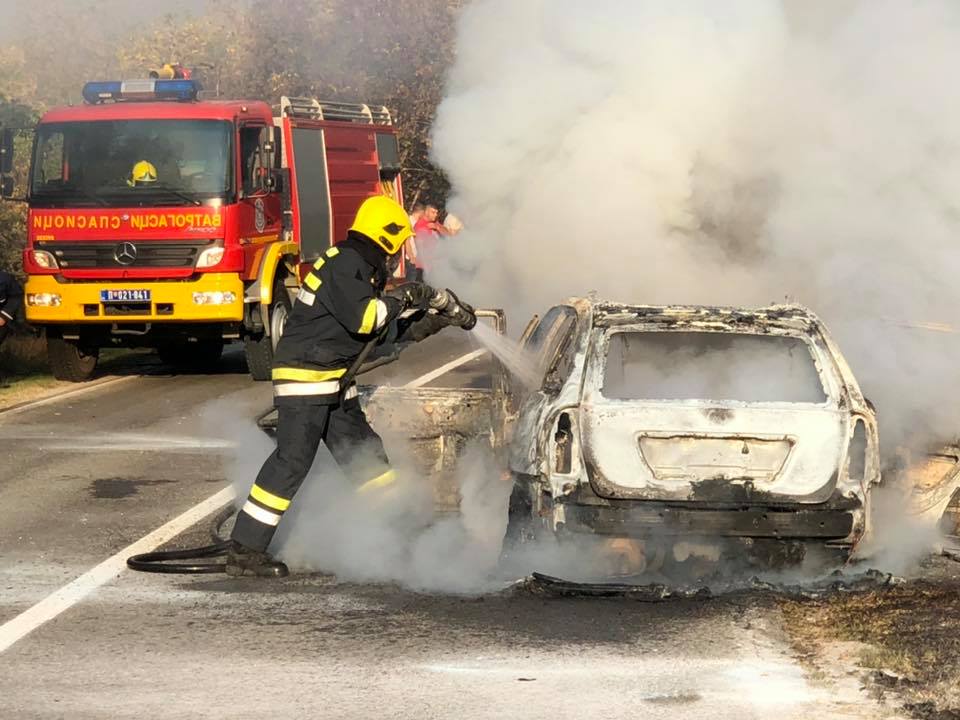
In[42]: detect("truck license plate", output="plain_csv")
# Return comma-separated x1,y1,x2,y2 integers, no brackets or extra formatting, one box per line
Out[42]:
101,289,151,302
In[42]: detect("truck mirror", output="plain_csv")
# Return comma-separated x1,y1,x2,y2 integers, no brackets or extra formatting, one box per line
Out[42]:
1,175,14,199
0,128,13,175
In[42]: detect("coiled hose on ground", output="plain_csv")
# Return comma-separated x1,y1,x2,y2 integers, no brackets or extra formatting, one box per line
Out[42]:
126,503,236,574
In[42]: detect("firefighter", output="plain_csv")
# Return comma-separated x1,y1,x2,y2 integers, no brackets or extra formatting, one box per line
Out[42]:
0,270,23,388
127,160,159,187
149,62,191,80
227,195,476,577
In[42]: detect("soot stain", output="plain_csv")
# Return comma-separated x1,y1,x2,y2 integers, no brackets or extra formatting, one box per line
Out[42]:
703,407,734,423
90,477,176,499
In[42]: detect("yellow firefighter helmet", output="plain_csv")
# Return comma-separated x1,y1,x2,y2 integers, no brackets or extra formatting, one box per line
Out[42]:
149,63,186,80
349,195,413,255
128,160,158,187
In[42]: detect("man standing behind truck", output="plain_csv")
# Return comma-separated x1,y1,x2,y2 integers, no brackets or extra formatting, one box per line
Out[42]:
227,196,477,577
0,269,23,387
412,204,450,274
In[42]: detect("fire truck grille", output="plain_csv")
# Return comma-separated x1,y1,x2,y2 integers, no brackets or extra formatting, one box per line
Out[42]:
38,241,214,269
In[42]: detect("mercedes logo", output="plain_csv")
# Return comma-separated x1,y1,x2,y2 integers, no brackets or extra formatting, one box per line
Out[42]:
114,242,138,266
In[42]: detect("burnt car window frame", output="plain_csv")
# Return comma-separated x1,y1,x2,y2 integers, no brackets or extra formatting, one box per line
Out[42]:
597,327,835,407
524,305,578,395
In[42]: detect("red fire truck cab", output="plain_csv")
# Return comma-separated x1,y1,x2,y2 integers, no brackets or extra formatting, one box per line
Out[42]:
6,79,404,381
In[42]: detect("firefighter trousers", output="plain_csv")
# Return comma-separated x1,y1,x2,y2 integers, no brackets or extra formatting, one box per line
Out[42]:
231,399,393,552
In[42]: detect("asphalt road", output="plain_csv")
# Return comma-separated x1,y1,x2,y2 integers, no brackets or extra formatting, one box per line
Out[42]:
0,334,901,719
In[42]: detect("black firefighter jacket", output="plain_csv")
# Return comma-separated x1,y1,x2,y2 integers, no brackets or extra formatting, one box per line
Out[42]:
271,233,442,406
0,271,23,326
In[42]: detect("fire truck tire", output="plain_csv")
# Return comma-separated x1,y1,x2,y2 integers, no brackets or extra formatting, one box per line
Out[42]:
47,334,99,382
244,278,291,381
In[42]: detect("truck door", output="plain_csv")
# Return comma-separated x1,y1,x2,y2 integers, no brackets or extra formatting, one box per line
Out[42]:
283,121,333,263
238,124,282,278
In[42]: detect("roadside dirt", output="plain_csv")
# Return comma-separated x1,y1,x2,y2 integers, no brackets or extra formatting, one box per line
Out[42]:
0,345,170,410
780,555,960,720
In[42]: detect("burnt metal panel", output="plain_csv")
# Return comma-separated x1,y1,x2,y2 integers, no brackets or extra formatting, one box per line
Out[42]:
564,503,855,539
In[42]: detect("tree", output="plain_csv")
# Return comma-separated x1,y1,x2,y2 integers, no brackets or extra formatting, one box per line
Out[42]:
306,0,464,205
117,0,464,204
0,85,37,279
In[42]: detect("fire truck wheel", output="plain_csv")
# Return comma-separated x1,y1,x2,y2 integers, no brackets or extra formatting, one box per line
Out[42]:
47,334,99,382
244,278,291,381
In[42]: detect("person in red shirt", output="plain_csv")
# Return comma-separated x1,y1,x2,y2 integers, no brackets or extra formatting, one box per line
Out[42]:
412,204,449,274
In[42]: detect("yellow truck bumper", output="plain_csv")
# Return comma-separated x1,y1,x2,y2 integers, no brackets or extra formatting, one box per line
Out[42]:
24,273,245,323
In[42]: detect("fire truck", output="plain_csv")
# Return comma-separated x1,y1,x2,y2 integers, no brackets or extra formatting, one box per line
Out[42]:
0,78,405,381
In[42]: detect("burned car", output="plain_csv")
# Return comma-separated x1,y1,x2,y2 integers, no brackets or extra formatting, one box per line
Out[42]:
258,298,960,575
503,300,882,570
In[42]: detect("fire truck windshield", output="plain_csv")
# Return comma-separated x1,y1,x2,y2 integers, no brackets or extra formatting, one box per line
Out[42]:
29,119,234,208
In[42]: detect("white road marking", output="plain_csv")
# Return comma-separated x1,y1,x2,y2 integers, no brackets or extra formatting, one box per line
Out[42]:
0,432,236,452
403,348,487,388
0,375,138,419
0,346,489,653
0,487,235,654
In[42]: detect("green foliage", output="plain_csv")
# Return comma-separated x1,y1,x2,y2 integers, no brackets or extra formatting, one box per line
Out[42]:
0,102,37,280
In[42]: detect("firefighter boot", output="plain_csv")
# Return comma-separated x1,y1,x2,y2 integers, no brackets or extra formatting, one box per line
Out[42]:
225,542,289,578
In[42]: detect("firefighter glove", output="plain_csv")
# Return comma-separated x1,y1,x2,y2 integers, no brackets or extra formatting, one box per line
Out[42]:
389,282,435,312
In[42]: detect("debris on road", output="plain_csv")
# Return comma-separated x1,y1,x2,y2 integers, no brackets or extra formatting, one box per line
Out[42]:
515,567,899,602
519,572,713,601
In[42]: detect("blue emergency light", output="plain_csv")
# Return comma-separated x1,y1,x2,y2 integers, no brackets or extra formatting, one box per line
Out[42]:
82,79,202,104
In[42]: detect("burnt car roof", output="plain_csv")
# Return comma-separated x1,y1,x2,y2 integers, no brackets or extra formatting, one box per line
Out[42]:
578,299,821,333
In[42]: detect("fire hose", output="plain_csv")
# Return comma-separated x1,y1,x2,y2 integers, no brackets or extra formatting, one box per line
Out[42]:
126,503,235,574
127,285,477,574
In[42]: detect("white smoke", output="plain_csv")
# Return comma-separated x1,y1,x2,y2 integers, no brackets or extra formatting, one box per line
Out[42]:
227,422,514,593
429,0,960,455
217,1,960,584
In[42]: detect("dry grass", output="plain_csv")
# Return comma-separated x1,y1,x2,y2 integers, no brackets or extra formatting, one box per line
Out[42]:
0,334,151,409
0,333,62,408
780,565,960,719
0,374,75,408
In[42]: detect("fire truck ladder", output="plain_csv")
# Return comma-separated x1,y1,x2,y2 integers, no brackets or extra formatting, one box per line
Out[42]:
279,96,393,125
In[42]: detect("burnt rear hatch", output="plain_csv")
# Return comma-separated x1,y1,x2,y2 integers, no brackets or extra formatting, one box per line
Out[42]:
582,329,852,506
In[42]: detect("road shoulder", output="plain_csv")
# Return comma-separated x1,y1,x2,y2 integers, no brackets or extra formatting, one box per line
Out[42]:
780,556,960,720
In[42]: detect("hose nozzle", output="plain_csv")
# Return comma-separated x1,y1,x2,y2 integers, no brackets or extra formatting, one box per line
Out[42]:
429,288,477,330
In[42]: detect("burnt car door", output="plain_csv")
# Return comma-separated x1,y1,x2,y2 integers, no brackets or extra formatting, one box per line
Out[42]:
508,304,583,477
